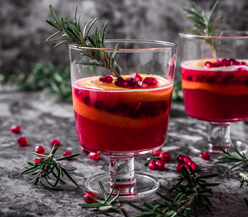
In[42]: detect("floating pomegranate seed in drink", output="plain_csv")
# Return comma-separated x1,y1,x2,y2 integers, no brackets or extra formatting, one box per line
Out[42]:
89,152,100,160
125,78,137,87
35,146,46,155
18,137,28,147
201,152,210,160
10,125,21,134
148,159,157,170
159,152,171,162
157,160,165,170
132,72,142,81
51,139,61,146
204,61,213,68
115,77,129,87
99,75,113,83
63,151,73,160
143,77,158,86
137,81,148,88
83,192,97,203
152,151,163,157
184,156,192,165
177,155,186,164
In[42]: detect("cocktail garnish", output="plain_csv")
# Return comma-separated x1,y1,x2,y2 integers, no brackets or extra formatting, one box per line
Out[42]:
184,1,225,60
21,144,80,189
40,5,121,79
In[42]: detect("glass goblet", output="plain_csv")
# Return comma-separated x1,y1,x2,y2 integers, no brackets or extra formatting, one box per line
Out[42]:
69,39,177,200
179,32,248,154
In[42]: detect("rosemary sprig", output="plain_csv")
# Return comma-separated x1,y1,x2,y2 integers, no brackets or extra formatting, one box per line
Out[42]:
126,166,219,217
40,5,121,78
21,145,80,189
214,140,248,205
184,1,226,60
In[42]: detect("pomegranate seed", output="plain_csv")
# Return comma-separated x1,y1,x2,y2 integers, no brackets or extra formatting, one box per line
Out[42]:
18,137,28,147
99,75,113,83
157,160,165,170
63,151,73,160
106,102,117,113
115,78,129,87
130,103,148,118
186,74,193,81
205,61,213,68
116,103,128,113
125,78,137,87
137,81,148,88
177,155,186,164
94,101,104,109
221,59,230,66
34,158,44,164
131,72,142,81
201,152,210,160
89,152,100,160
143,77,158,86
214,60,223,67
83,96,91,105
176,164,184,171
10,125,21,134
35,146,46,155
159,152,171,162
148,159,157,170
184,156,192,165
83,192,97,203
81,147,90,154
197,73,207,81
229,58,236,66
152,151,163,157
51,139,61,146
189,161,197,171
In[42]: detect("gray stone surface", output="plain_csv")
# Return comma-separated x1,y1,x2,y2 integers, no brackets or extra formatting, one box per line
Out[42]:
0,91,248,216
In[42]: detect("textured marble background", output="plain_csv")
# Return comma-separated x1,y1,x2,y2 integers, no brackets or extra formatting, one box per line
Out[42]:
1,0,248,76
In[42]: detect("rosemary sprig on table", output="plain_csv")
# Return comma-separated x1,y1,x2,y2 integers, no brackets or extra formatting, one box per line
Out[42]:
126,166,219,217
214,140,248,205
21,145,80,189
184,1,225,60
40,5,121,78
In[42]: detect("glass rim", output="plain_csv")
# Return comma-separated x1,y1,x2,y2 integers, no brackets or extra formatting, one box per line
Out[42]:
179,30,248,39
68,39,177,51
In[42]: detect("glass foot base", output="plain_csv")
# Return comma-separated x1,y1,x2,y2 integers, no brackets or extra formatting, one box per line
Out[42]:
85,173,159,201
189,139,248,155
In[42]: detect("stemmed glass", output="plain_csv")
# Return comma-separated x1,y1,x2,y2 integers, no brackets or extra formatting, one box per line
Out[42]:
69,39,177,200
179,32,248,154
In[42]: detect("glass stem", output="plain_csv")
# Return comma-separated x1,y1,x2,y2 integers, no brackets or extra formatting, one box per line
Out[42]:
208,122,230,148
109,156,136,186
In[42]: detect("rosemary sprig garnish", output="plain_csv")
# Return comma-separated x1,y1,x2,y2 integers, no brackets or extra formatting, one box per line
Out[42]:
214,140,248,205
21,145,80,189
40,5,121,78
184,1,226,60
126,166,219,216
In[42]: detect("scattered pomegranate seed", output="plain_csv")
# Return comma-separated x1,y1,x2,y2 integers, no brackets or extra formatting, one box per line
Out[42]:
51,139,61,146
184,164,190,169
148,159,157,170
189,161,197,171
131,72,142,81
18,137,28,147
83,192,97,203
159,152,171,162
115,78,129,87
176,164,184,171
89,152,100,160
35,146,46,155
125,78,137,87
34,158,44,164
10,125,21,134
205,61,214,68
201,152,210,160
143,77,158,86
152,151,163,157
81,147,90,154
157,160,165,170
177,155,186,164
184,156,192,165
137,81,148,88
63,151,73,160
99,75,113,83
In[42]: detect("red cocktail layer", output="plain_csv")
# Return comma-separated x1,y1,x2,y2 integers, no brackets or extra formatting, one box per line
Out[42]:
72,75,173,153
181,59,248,122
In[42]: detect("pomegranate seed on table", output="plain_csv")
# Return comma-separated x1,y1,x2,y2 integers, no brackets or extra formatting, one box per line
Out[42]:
83,192,97,203
89,152,100,160
176,164,184,171
99,75,113,83
189,161,197,171
51,139,61,146
131,72,142,81
143,77,158,86
157,160,165,170
10,125,21,134
148,159,157,170
201,152,210,160
152,151,163,157
18,137,28,147
35,146,46,155
177,155,186,164
115,78,129,87
81,147,90,154
184,156,192,165
159,152,171,162
34,158,44,164
63,152,73,160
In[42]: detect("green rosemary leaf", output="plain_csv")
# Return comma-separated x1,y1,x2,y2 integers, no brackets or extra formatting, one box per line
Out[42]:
223,161,245,176
86,18,98,36
214,159,241,164
208,1,219,23
74,5,78,22
209,16,222,33
28,176,39,184
95,205,113,211
244,198,248,206
53,164,61,187
126,202,149,212
78,202,107,208
156,192,174,202
32,153,48,158
57,153,81,161
77,15,81,32
87,196,105,204
183,9,203,20
196,174,219,179
61,167,78,186
98,181,107,200
22,166,40,175
49,5,63,28
45,19,60,29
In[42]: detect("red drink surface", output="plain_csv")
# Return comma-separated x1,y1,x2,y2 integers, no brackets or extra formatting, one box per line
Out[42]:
181,59,248,122
72,75,173,154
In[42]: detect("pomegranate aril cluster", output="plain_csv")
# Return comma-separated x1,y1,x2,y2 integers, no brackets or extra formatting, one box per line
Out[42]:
205,58,247,68
148,151,171,170
176,154,197,171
